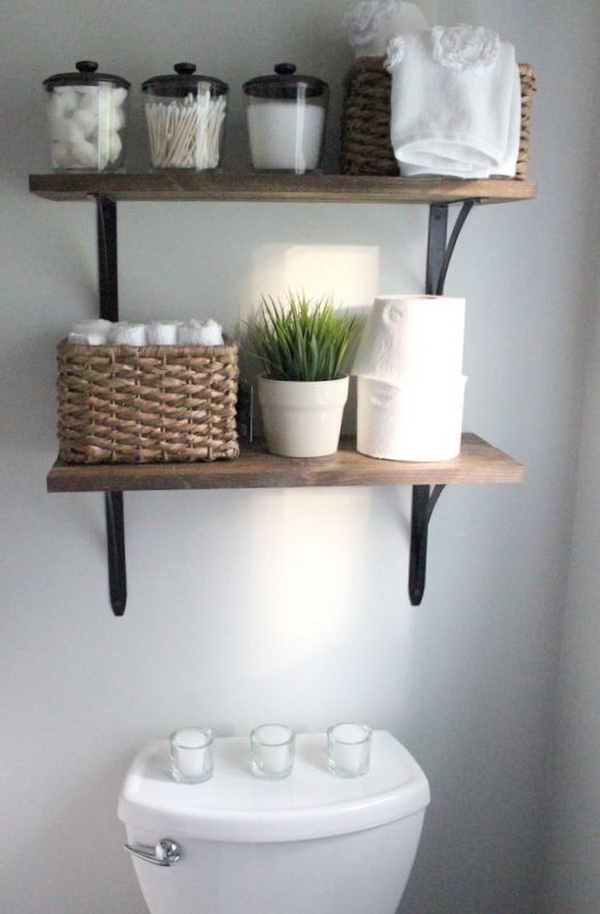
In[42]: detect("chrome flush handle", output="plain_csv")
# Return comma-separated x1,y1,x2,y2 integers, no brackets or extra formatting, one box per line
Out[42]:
124,838,182,866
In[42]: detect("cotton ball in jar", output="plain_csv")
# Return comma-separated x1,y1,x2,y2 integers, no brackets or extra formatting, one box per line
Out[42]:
71,134,101,168
75,86,100,112
110,105,126,131
47,91,72,120
97,126,122,165
50,86,79,115
110,86,128,108
108,131,122,163
51,140,75,168
72,106,98,138
49,116,81,146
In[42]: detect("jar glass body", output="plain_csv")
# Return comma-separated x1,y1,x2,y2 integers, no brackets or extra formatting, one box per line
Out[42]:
243,65,329,174
45,68,129,172
143,76,228,171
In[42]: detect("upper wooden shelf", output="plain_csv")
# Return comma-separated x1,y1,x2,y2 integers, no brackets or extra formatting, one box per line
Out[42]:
47,433,524,493
29,173,537,205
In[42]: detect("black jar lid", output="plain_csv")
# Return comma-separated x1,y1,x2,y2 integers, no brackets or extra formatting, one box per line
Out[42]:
43,60,130,90
142,63,229,97
243,63,328,100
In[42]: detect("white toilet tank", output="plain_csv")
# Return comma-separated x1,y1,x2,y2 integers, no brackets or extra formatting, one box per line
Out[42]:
118,730,430,914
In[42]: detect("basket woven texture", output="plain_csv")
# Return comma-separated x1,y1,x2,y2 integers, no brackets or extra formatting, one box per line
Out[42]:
57,339,240,464
341,59,537,179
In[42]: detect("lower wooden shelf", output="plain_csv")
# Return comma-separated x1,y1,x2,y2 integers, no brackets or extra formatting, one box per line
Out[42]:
46,432,524,493
46,432,523,613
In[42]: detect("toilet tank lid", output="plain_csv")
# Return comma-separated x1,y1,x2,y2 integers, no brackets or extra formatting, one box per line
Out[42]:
117,730,430,843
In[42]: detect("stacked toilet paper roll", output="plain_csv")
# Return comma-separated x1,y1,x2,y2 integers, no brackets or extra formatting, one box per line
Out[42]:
353,295,467,461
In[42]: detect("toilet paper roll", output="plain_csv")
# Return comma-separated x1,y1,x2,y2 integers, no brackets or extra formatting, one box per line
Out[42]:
356,374,468,462
352,295,465,383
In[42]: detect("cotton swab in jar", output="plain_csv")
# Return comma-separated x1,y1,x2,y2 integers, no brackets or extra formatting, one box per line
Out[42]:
145,91,226,169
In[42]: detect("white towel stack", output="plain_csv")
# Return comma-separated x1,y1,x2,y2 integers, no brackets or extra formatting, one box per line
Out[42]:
67,318,224,346
385,25,521,178
353,295,467,461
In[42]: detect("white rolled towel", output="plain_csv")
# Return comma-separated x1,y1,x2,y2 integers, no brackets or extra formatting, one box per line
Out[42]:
177,319,224,346
352,295,465,383
68,331,107,345
199,319,224,345
146,321,180,344
109,322,148,345
69,318,113,344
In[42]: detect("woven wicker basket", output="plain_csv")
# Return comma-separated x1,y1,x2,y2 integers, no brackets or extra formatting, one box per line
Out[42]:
57,339,240,464
341,58,537,179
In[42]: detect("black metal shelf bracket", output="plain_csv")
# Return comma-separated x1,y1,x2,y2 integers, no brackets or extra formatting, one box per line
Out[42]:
97,194,119,321
426,200,475,297
105,490,127,616
409,484,446,605
407,200,475,605
96,194,127,616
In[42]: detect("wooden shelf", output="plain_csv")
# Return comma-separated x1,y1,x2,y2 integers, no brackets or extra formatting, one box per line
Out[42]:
29,172,537,205
47,433,524,493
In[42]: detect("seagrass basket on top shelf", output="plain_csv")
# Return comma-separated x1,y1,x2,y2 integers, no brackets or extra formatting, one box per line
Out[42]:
340,57,537,179
56,339,240,464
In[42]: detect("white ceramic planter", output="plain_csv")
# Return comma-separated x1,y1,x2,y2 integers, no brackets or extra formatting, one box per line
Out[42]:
257,375,349,457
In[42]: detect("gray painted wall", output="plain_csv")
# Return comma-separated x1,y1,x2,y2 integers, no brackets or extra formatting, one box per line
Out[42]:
1,1,598,911
542,32,600,907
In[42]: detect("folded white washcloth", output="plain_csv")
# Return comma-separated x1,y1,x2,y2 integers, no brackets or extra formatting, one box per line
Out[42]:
109,322,148,345
386,26,520,177
352,295,465,383
177,319,224,346
69,318,113,344
146,321,180,344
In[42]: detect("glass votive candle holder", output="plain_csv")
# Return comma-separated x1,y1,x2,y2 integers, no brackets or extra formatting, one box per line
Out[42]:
327,723,372,778
250,724,295,780
170,727,215,784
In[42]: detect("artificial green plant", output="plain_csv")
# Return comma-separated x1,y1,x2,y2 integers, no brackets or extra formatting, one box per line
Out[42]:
245,292,363,382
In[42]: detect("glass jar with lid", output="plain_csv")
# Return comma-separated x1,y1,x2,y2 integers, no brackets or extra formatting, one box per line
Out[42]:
43,61,130,171
243,63,329,174
142,63,228,171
